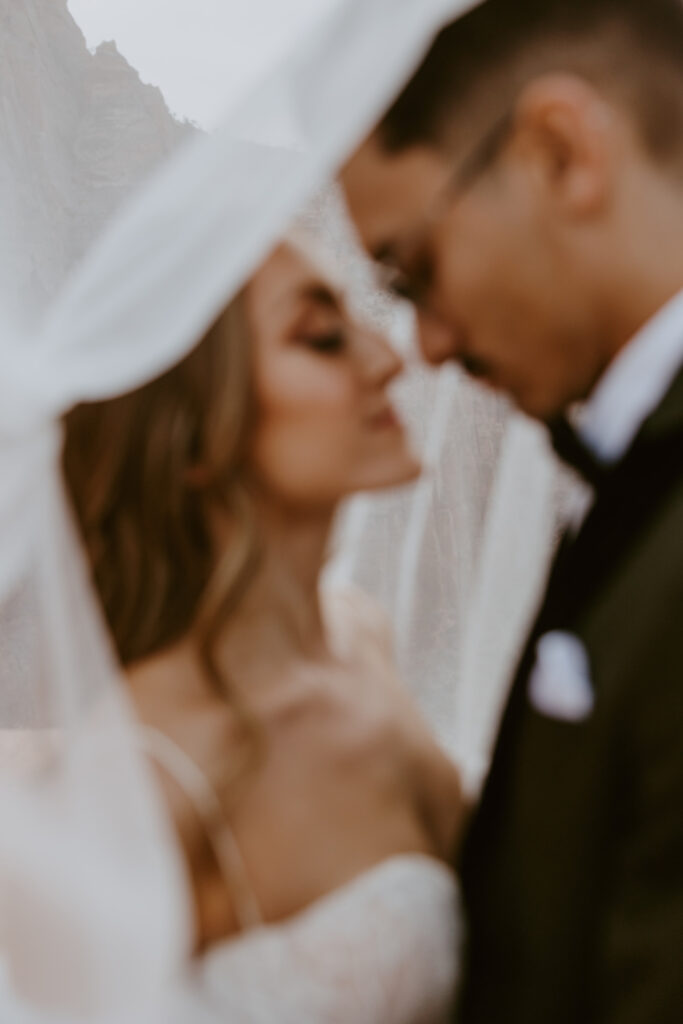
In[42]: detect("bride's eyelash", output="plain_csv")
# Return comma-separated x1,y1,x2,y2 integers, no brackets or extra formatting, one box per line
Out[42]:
300,330,346,355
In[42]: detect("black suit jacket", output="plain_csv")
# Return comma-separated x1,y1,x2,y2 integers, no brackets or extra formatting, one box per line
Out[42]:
458,363,683,1024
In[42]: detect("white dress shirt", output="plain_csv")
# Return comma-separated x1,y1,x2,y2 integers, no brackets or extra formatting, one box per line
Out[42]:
577,287,683,464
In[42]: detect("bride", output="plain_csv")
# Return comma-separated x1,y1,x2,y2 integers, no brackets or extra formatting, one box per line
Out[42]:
62,236,464,1021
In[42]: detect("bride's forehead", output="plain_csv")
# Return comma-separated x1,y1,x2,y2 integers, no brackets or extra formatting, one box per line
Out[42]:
253,233,349,305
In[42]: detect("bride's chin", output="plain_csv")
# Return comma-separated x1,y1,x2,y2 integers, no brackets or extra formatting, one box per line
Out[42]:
362,452,423,493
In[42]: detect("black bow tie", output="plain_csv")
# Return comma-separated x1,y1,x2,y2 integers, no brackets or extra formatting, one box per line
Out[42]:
548,417,608,488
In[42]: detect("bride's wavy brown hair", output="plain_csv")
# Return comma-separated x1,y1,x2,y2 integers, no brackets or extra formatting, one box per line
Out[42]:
62,293,262,750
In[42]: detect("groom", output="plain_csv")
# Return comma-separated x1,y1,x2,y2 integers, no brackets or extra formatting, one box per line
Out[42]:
342,1,683,1021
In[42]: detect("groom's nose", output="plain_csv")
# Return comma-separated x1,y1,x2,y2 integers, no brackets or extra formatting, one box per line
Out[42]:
416,308,461,366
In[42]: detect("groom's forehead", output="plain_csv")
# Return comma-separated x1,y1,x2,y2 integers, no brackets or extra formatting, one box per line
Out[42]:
341,136,453,260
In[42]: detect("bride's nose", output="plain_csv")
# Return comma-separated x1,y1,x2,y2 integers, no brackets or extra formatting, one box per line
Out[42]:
357,327,404,389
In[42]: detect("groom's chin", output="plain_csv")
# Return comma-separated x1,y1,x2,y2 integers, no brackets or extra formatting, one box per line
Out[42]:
487,382,563,425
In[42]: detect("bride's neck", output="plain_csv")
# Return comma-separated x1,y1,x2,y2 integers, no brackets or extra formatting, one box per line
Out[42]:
214,498,336,688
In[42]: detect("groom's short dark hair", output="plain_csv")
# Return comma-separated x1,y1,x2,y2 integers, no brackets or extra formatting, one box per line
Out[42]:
380,0,683,165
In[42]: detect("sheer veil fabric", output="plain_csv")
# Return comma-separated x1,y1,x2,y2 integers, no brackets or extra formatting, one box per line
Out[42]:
0,1,508,1020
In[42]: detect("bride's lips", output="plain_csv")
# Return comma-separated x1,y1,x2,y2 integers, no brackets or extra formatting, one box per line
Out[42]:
366,404,402,431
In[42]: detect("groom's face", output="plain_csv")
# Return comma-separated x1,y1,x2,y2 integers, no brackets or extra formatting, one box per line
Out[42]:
342,105,611,422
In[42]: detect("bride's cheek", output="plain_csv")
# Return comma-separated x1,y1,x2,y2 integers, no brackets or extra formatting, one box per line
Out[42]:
262,356,359,437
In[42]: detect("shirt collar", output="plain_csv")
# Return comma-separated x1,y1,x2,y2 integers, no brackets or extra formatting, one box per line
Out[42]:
576,288,683,464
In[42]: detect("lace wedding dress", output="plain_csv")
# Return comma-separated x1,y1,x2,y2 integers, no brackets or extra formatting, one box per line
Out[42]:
197,856,460,1024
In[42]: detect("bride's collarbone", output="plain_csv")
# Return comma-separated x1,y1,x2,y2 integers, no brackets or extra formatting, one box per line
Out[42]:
239,666,461,859
259,658,421,767
134,640,461,875
174,665,460,940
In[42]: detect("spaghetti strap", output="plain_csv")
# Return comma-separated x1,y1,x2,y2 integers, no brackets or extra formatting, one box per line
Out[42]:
143,727,263,933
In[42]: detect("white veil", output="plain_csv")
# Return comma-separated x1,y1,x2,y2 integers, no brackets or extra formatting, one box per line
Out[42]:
0,1,512,1019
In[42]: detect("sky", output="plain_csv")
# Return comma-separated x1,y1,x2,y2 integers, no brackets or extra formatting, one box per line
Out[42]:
67,0,342,128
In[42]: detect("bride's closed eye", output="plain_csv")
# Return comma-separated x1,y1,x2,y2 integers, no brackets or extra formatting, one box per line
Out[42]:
291,283,348,357
298,329,347,356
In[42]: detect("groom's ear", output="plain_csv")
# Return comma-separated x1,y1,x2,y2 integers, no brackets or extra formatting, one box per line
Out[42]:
512,74,616,220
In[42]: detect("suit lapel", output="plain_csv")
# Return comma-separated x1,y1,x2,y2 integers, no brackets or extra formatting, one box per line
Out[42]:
460,357,683,1022
540,359,683,633
470,359,683,831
